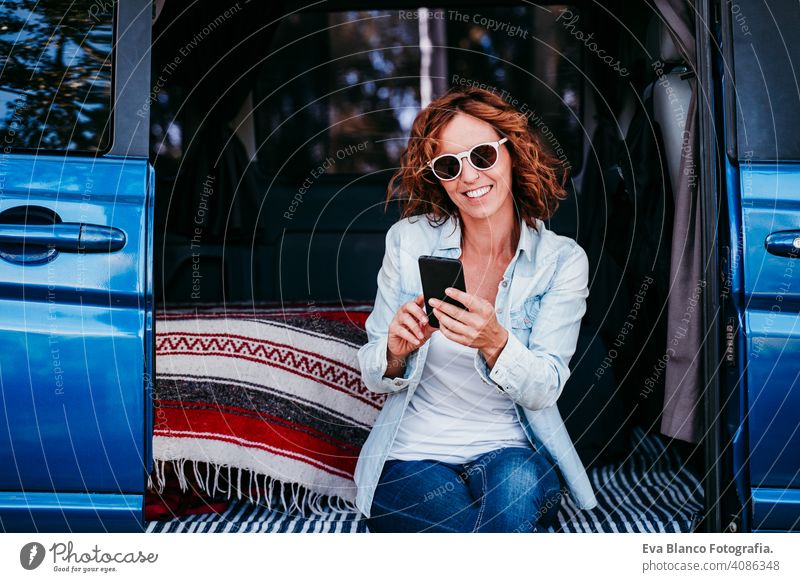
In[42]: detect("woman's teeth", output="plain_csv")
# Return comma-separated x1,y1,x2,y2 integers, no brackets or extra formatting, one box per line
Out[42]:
463,185,491,198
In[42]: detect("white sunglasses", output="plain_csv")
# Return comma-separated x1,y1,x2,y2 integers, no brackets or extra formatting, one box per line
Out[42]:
427,138,508,181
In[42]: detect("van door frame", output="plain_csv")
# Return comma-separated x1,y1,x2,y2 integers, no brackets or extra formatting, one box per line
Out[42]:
695,0,724,534
109,0,152,158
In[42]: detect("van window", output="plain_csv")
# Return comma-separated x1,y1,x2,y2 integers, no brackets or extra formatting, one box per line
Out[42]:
0,0,114,152
731,0,800,161
254,6,582,177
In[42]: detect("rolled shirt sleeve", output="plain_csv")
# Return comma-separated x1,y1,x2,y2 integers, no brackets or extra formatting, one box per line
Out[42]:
473,245,589,411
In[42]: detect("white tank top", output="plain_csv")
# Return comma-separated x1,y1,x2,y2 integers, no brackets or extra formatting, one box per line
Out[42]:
386,329,531,464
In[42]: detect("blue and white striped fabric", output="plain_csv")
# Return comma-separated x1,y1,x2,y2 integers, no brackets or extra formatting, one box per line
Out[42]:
147,427,703,533
146,499,366,533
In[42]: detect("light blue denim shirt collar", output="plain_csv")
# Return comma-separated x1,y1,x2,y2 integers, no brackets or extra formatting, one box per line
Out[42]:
434,213,535,263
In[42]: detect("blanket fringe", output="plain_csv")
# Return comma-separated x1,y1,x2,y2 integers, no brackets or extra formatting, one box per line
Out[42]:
148,459,359,517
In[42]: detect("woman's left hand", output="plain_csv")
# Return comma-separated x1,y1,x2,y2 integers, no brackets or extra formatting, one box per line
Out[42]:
429,288,509,356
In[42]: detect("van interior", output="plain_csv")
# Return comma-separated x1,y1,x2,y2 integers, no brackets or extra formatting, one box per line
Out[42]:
148,0,709,532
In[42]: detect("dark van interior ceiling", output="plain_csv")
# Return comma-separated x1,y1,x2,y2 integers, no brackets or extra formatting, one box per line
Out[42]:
150,0,653,299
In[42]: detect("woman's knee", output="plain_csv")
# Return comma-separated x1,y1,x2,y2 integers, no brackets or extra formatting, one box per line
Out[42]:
525,453,563,529
471,448,563,531
477,447,555,489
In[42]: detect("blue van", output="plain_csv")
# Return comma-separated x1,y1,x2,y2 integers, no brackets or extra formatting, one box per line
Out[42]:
0,0,797,533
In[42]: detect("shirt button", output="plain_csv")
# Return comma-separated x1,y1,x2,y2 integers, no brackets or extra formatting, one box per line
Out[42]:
501,280,508,287
394,379,403,386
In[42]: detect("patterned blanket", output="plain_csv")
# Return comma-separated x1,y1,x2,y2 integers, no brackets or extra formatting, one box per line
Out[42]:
148,302,384,516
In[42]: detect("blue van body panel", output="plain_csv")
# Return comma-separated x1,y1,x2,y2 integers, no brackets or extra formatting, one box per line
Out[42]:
751,488,800,532
738,164,800,529
0,491,143,532
745,309,800,487
0,155,152,531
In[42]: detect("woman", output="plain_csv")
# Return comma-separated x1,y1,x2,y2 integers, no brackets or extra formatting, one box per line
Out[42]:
354,86,597,533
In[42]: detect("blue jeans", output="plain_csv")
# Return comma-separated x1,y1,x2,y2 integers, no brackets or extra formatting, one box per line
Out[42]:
366,446,563,533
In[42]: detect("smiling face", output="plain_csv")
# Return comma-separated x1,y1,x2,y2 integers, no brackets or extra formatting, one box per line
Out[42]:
431,112,515,222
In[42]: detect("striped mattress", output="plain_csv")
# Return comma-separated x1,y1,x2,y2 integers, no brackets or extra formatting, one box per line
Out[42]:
146,425,704,533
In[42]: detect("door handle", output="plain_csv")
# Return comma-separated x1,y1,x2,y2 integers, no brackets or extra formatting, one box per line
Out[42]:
764,230,800,258
0,223,126,252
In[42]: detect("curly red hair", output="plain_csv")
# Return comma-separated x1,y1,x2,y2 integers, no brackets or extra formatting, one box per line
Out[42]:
385,86,568,230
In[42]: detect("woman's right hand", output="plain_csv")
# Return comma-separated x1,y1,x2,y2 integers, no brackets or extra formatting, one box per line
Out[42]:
387,294,436,361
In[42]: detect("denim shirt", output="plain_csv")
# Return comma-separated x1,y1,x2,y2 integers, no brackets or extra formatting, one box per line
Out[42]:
354,213,598,518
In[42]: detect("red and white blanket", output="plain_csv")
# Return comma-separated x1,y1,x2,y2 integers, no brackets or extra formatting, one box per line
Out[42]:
148,302,385,515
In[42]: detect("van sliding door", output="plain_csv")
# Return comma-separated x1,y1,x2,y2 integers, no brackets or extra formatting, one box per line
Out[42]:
0,0,153,531
726,0,800,533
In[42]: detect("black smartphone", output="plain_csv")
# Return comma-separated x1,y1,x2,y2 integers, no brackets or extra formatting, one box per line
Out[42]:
418,255,468,328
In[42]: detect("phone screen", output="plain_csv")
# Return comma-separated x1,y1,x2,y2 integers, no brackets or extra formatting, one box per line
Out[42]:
418,255,467,328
